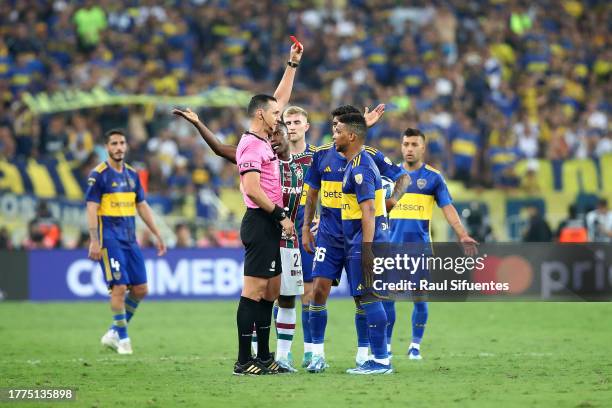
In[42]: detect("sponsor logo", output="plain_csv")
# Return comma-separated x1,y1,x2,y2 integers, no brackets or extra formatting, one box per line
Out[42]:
323,190,342,199
324,166,332,172
396,203,425,211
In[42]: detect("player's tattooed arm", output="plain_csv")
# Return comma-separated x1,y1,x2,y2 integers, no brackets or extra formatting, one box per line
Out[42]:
172,108,237,164
301,186,319,254
86,202,101,261
386,173,411,212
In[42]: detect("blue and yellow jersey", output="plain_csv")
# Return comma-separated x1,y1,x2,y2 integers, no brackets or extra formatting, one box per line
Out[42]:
294,143,317,235
341,150,388,247
389,163,452,243
305,144,403,248
85,162,145,244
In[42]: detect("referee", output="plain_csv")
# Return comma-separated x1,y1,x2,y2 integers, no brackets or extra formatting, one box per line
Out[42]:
233,42,303,375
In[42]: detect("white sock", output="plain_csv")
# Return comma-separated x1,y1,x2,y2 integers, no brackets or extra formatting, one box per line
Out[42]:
356,346,369,361
275,307,296,360
251,329,258,355
409,342,420,350
304,343,313,353
374,357,390,365
387,343,392,353
312,343,324,357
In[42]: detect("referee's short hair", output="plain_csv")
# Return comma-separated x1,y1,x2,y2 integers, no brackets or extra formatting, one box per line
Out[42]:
247,94,277,117
337,113,367,140
403,127,426,141
104,128,127,144
331,105,360,118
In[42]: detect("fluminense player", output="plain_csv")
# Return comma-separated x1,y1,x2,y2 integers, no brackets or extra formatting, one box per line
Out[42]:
87,129,167,355
388,128,477,359
301,105,410,372
279,106,316,368
333,113,392,374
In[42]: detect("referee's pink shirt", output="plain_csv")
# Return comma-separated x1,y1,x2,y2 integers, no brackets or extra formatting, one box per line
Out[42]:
236,132,283,209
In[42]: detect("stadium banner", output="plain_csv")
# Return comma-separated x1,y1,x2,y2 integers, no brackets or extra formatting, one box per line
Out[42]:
23,86,252,114
28,249,350,301
0,193,174,228
0,250,29,300
366,243,612,301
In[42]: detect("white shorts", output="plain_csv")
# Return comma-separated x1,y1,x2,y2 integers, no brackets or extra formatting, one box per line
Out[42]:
280,247,304,296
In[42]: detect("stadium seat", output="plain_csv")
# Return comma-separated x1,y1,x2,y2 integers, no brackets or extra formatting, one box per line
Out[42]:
0,159,25,194
600,153,612,193
561,159,599,195
514,159,554,191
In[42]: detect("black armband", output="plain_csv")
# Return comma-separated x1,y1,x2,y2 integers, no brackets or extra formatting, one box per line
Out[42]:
287,61,299,68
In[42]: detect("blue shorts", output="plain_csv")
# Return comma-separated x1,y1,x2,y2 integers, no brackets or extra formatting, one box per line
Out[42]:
345,254,365,297
311,233,345,282
100,240,147,288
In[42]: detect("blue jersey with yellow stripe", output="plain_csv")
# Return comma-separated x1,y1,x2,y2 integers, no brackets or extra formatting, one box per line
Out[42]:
341,150,388,247
389,163,452,243
85,162,145,244
305,144,403,248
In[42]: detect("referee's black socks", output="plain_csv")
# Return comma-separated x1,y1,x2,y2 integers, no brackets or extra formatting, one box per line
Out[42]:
237,296,259,364
255,299,274,361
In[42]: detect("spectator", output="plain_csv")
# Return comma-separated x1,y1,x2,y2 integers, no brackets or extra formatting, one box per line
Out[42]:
174,223,194,248
586,198,612,242
523,206,553,242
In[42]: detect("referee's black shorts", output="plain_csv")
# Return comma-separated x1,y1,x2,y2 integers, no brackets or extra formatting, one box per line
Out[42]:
240,208,282,278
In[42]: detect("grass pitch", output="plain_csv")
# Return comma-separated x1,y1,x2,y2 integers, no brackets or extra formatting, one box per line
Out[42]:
0,300,610,407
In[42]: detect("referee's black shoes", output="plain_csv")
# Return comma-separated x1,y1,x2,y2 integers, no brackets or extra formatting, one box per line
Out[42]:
233,359,268,376
233,353,293,375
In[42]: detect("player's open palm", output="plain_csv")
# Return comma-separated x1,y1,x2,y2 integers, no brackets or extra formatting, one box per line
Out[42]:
364,104,385,127
88,241,102,261
172,108,199,124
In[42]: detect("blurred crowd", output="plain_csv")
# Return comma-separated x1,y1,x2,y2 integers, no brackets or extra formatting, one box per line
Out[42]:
0,0,610,247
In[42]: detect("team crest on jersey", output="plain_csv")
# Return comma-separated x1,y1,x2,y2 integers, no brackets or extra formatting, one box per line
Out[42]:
294,167,303,180
113,271,121,280
88,178,96,186
355,174,363,185
417,178,427,189
128,176,136,189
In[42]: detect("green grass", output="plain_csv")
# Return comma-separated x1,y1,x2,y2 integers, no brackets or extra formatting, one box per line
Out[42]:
0,301,611,408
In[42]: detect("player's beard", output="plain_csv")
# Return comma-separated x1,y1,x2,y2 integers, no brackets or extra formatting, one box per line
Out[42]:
109,151,125,164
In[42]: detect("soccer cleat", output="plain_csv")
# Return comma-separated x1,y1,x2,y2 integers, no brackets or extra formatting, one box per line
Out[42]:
259,353,292,374
346,360,393,375
301,351,313,368
355,355,368,368
408,346,422,360
117,339,133,355
101,329,119,350
306,355,328,373
233,359,267,376
275,357,298,373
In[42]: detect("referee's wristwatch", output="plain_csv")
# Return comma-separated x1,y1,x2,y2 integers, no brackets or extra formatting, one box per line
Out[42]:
272,205,288,222
287,61,299,68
